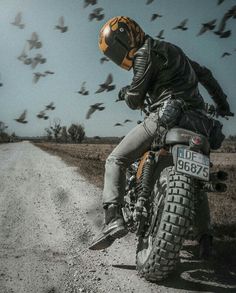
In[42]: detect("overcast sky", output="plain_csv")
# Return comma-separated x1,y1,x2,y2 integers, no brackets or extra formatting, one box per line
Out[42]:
0,0,235,138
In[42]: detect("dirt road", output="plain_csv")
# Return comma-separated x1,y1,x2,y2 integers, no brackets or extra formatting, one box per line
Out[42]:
0,142,235,293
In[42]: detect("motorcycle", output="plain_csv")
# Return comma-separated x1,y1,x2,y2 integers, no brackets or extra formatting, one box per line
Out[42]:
121,104,233,282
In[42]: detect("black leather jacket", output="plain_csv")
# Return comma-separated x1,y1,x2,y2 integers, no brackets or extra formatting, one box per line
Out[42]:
121,36,229,112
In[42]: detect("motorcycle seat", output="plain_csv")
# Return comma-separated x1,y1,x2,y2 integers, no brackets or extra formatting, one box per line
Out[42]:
164,127,210,154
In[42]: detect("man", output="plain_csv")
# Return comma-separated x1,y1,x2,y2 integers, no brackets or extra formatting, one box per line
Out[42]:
89,16,232,257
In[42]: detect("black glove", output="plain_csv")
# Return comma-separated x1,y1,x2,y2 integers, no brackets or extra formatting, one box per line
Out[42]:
216,100,232,117
118,86,130,101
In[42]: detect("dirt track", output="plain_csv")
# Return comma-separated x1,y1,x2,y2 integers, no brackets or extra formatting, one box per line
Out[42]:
0,142,235,293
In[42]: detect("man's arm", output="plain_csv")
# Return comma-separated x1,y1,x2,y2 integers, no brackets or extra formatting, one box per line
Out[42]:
118,39,154,110
188,59,231,116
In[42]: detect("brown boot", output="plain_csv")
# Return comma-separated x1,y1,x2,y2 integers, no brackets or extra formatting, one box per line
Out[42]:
89,204,128,250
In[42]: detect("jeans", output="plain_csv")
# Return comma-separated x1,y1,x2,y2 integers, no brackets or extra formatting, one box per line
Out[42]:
102,98,212,237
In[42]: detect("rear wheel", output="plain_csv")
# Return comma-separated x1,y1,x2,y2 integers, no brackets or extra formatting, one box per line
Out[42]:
136,166,195,282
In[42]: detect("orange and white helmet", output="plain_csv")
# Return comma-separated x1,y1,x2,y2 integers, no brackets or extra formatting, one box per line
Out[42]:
98,16,145,70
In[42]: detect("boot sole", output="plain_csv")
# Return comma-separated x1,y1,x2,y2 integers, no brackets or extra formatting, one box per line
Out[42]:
89,226,128,250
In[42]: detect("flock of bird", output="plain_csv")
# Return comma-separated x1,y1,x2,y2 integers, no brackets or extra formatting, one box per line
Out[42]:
153,2,236,58
1,0,235,131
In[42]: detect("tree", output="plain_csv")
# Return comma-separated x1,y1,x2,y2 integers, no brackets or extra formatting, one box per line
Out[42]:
45,127,53,141
50,118,62,142
0,121,9,143
60,126,68,143
68,123,85,143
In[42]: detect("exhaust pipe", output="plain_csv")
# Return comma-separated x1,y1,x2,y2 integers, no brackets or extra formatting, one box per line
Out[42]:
210,170,228,181
202,182,227,193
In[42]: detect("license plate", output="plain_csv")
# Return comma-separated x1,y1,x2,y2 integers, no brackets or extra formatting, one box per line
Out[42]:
176,147,210,181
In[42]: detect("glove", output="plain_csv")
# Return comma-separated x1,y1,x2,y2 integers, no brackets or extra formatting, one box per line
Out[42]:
216,100,232,117
118,86,130,101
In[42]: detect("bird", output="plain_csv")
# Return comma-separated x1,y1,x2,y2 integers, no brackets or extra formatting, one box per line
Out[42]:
151,13,163,21
95,73,116,93
156,29,165,40
77,82,89,95
11,12,25,29
100,57,109,64
197,19,217,36
37,110,49,120
172,19,188,30
55,16,68,33
216,30,231,38
146,0,154,4
27,32,42,50
14,110,27,124
221,52,231,58
123,119,132,123
33,72,46,83
84,0,97,8
215,5,236,36
17,44,28,62
89,8,105,21
217,0,225,5
45,102,55,110
114,123,123,127
86,103,105,119
44,70,55,75
31,54,46,69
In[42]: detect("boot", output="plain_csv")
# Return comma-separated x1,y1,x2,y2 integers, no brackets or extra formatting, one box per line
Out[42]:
89,204,128,250
199,234,213,260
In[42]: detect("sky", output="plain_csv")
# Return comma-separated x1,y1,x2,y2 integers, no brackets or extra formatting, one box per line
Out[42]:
0,0,236,138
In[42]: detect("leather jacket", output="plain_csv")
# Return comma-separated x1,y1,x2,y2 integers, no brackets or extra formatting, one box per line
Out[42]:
120,36,229,112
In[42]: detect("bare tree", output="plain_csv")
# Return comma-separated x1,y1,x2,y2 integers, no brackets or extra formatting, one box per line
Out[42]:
45,127,53,141
50,118,62,142
60,126,68,143
68,123,85,143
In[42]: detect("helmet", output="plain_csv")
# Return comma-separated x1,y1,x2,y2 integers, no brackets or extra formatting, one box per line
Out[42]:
98,16,145,70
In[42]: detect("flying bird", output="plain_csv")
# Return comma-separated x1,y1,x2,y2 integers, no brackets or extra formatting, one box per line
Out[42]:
11,12,25,29
123,119,132,123
77,82,89,95
197,19,217,36
55,16,68,33
17,44,28,62
27,32,42,50
89,8,105,21
37,110,49,120
100,57,109,64
14,110,27,124
44,70,55,75
33,72,46,83
95,73,116,93
172,18,188,30
31,54,46,69
114,123,123,127
215,5,236,36
146,0,154,4
45,102,55,110
221,52,231,58
151,13,163,21
215,29,231,38
86,103,105,119
217,0,225,5
156,29,165,39
84,0,97,8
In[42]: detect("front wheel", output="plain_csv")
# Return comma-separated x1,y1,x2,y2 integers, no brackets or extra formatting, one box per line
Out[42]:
136,166,195,282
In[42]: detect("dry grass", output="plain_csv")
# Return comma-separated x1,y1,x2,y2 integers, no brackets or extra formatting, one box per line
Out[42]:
34,142,236,239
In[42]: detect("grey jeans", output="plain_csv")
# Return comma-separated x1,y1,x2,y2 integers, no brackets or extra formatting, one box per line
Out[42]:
102,98,212,237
